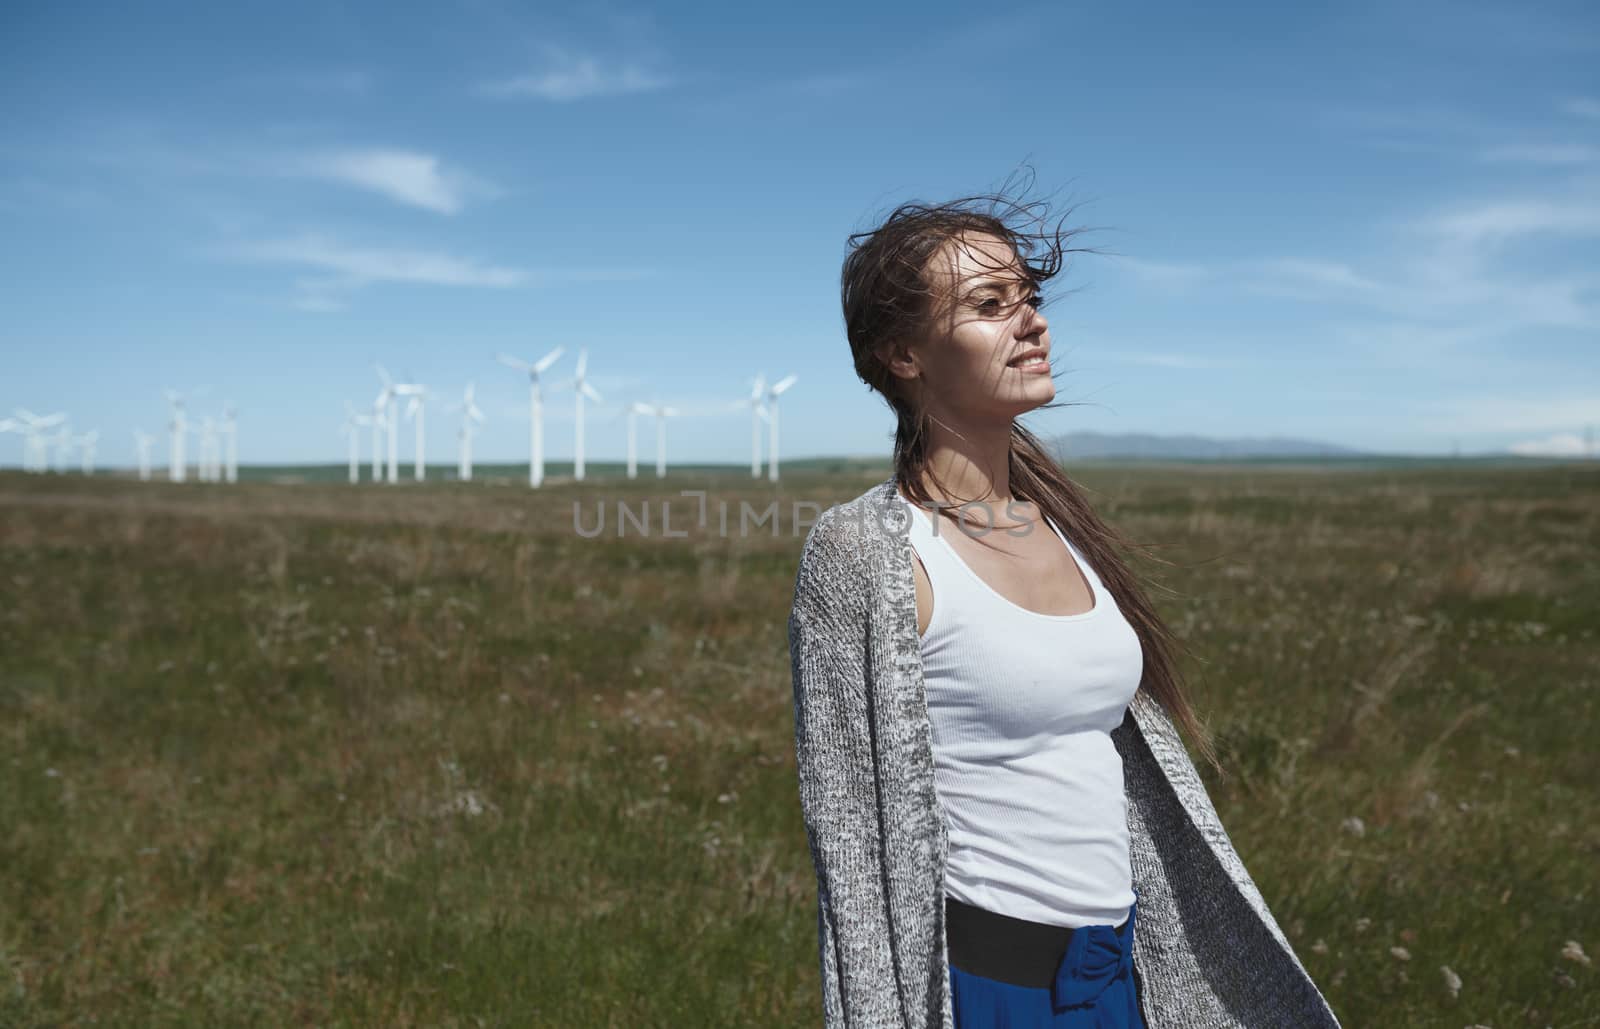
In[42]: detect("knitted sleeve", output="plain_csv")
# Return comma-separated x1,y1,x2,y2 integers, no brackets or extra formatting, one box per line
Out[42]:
789,509,903,1026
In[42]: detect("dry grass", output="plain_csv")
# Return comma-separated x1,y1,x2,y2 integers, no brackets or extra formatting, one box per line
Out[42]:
1,462,1596,1027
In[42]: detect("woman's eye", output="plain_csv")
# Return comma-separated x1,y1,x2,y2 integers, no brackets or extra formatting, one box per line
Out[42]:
976,297,1001,313
1026,293,1043,309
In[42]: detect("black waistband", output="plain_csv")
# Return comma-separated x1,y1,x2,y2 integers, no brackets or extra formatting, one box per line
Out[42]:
944,895,1126,989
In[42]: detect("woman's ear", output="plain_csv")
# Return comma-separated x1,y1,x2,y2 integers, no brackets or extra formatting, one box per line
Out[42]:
875,339,921,384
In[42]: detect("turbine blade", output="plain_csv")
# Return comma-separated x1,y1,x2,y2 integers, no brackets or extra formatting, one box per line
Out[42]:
535,346,565,373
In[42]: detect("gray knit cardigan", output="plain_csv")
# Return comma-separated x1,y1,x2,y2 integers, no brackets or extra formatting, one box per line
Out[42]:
787,477,1341,1027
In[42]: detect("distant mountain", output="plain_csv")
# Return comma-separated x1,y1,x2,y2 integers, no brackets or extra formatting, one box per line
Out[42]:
1046,431,1366,460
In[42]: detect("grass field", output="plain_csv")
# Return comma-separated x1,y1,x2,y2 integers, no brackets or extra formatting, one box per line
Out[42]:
1,463,1595,1027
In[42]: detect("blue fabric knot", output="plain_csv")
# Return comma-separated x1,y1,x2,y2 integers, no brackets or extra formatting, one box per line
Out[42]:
1051,904,1135,1018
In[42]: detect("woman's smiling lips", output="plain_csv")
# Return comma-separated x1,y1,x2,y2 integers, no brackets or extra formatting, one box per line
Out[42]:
1006,348,1050,374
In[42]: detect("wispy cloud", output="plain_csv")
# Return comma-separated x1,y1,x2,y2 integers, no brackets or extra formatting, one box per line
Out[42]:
1109,184,1600,372
1507,432,1591,457
1414,197,1600,246
479,47,670,101
1479,143,1600,165
1241,257,1385,299
1107,256,1211,289
1109,351,1232,369
1418,393,1600,436
229,234,528,288
221,233,654,311
282,148,494,214
1564,97,1600,120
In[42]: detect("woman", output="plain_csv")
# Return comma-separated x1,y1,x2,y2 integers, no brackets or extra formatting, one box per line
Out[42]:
788,187,1340,1028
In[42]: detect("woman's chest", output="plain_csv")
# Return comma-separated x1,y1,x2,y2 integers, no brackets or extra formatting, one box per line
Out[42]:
920,608,1145,740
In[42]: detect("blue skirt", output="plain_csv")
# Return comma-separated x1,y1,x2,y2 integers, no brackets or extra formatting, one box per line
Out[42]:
948,899,1145,1028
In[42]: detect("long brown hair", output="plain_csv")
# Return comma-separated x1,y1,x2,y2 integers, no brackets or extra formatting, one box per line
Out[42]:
840,174,1219,770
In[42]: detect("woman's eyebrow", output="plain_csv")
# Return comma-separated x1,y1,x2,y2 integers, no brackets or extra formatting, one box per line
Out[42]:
962,276,1036,297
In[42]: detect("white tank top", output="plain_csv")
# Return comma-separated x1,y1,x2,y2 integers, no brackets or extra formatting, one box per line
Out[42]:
898,494,1143,928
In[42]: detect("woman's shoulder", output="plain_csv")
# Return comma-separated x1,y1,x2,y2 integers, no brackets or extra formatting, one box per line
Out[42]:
799,478,904,560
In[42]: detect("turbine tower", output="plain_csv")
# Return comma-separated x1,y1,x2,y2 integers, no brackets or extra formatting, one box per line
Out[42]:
453,383,485,482
198,416,219,482
77,430,99,475
375,366,399,484
11,410,66,473
133,429,154,481
568,348,603,482
342,403,372,484
764,374,798,483
369,387,388,483
650,402,680,478
165,390,187,482
222,404,238,483
497,347,565,488
737,374,770,478
0,418,20,469
623,401,652,479
395,381,427,481
49,424,75,473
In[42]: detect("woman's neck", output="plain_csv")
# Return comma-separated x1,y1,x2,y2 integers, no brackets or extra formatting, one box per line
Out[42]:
902,420,1026,526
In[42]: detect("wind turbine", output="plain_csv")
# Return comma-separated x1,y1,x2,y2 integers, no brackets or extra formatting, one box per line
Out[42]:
375,366,399,484
736,374,770,478
764,374,798,483
165,390,187,482
222,404,238,483
0,419,19,469
49,423,75,473
134,429,154,481
198,416,219,482
395,381,427,481
368,388,388,483
497,347,565,488
342,403,373,484
11,410,66,473
452,383,485,481
621,401,648,479
649,402,681,478
567,348,603,482
76,430,98,475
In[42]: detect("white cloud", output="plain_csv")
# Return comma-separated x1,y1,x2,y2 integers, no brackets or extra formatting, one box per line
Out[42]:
231,235,528,288
1507,432,1591,457
221,234,654,311
1115,351,1229,369
1479,143,1600,165
1417,394,1600,435
1108,256,1211,288
285,148,492,214
1562,97,1600,120
480,48,670,101
1418,198,1600,245
1242,258,1385,299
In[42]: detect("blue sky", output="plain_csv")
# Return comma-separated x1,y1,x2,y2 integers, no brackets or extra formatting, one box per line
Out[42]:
3,0,1597,468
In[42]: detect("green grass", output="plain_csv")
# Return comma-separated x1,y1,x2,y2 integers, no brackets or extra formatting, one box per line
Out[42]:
1,464,1596,1026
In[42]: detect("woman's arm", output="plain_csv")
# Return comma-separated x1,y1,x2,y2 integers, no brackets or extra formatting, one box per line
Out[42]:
789,510,903,1026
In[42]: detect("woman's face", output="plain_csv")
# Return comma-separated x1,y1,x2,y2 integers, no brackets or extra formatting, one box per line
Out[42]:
904,232,1054,422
